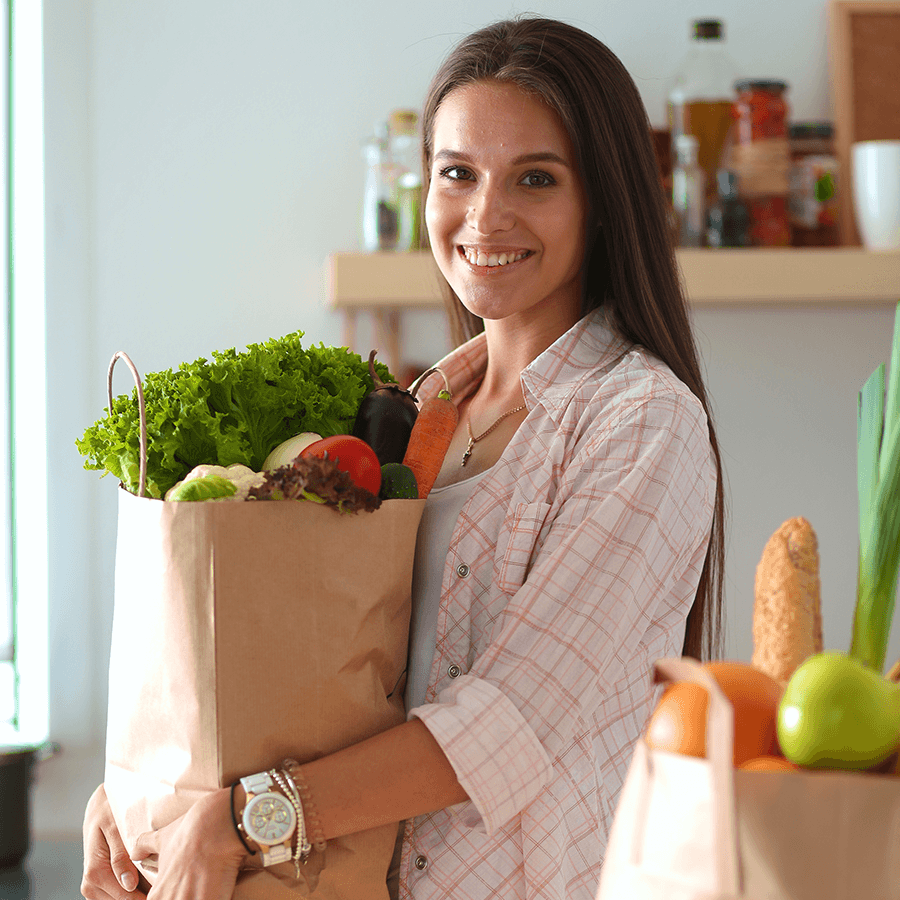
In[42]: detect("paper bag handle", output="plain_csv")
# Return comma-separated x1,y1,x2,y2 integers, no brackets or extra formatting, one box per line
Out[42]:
107,351,148,498
649,657,742,895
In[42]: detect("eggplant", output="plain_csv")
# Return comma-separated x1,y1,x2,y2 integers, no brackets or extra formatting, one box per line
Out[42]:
353,350,420,465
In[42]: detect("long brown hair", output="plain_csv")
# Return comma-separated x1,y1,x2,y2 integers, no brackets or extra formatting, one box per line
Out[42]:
421,16,725,660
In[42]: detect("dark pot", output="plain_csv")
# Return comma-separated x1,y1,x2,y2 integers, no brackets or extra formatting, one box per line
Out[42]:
0,746,39,869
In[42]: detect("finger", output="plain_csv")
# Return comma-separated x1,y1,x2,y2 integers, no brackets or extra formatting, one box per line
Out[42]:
109,844,141,894
131,829,160,861
81,841,146,900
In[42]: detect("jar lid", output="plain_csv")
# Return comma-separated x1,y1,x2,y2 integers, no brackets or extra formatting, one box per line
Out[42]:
789,121,834,139
389,109,419,137
734,79,788,94
693,19,723,40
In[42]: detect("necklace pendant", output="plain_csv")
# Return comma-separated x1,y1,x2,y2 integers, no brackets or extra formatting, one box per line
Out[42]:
461,437,474,467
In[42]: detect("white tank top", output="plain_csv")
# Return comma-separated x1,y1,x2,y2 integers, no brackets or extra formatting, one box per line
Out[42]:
404,470,489,712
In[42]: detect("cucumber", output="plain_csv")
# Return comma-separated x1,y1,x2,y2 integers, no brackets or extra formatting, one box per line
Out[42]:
379,463,418,500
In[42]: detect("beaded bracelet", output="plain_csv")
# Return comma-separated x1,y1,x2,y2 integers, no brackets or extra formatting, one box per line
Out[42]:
283,758,327,853
229,781,257,855
270,767,312,876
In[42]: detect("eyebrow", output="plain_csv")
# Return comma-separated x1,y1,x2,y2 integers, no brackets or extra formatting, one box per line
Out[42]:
433,149,573,168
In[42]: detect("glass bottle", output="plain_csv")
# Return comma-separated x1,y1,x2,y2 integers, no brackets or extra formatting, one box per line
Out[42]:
672,134,706,247
706,170,750,248
361,122,399,252
389,109,425,251
667,19,740,208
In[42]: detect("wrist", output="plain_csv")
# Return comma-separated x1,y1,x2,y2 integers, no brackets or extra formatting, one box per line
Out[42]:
228,783,257,857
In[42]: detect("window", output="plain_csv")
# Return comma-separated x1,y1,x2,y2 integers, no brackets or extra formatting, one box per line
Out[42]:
1,0,48,746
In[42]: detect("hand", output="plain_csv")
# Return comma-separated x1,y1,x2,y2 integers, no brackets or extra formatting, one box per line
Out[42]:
132,788,249,900
81,784,147,900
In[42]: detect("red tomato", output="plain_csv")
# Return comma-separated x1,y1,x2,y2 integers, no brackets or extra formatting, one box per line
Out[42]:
301,435,381,496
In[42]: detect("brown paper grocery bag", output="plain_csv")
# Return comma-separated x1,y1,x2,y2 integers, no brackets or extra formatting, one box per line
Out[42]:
596,657,900,900
104,487,425,899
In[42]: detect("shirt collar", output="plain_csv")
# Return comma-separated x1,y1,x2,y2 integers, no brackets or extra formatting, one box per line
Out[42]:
420,308,632,417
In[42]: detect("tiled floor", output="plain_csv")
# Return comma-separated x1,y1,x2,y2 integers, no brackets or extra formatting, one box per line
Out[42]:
0,838,84,900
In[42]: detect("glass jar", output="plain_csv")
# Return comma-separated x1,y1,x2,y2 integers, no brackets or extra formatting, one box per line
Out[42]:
389,109,425,251
788,122,840,247
361,122,399,252
731,79,791,246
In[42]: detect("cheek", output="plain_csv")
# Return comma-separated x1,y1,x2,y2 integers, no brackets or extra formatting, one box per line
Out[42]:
424,189,448,245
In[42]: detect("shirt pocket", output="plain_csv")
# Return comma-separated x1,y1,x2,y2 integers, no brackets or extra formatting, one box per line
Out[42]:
496,501,551,594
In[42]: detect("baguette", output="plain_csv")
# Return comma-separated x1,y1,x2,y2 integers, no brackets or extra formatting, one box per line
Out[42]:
751,516,823,685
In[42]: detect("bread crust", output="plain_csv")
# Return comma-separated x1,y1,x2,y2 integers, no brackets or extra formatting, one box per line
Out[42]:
752,516,823,684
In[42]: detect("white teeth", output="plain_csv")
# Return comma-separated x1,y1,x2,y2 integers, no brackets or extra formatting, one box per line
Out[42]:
463,248,529,267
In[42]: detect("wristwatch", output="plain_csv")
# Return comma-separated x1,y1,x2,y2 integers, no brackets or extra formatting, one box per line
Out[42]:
238,771,297,866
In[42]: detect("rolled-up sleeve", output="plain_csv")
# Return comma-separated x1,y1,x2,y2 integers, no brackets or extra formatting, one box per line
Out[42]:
409,387,715,835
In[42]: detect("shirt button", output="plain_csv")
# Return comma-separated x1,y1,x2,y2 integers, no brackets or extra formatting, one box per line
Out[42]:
415,855,428,870
456,563,469,578
448,664,461,678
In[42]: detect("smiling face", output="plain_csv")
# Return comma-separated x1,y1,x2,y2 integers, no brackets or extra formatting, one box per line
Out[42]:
425,79,588,334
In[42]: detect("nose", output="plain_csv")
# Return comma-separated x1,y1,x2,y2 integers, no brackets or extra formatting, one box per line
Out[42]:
466,180,514,234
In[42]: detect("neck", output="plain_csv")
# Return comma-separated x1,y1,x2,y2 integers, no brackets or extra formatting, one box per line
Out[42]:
474,306,579,402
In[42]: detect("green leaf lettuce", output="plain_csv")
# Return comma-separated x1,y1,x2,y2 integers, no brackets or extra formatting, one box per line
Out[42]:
75,332,393,498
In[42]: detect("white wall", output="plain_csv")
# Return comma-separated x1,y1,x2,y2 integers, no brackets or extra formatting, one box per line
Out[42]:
35,0,897,836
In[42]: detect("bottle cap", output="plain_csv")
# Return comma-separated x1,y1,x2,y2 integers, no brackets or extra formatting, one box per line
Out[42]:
734,79,788,94
788,121,834,140
389,109,419,137
717,169,739,199
693,19,722,40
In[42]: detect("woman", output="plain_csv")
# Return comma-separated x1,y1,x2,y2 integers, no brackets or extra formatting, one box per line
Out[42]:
83,15,725,900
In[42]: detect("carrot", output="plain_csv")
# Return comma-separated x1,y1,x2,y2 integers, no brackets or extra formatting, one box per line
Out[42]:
402,368,458,498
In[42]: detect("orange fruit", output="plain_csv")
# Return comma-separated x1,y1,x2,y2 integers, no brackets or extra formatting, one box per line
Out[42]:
705,661,783,767
739,754,799,772
645,681,708,758
645,661,784,767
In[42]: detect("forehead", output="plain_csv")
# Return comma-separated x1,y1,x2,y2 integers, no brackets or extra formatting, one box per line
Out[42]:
432,80,575,161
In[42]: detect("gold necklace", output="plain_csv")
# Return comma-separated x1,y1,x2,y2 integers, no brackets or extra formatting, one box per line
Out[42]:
461,404,526,467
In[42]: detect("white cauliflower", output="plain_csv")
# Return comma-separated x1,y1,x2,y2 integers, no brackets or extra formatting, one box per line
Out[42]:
165,463,266,501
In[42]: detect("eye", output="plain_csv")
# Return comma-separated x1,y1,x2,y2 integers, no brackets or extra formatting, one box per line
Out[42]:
438,165,474,182
521,171,555,187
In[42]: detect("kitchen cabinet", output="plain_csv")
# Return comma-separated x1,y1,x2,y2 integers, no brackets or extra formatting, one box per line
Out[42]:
327,249,900,376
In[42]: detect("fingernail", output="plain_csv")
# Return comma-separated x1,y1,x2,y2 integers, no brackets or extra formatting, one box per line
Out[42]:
119,871,138,892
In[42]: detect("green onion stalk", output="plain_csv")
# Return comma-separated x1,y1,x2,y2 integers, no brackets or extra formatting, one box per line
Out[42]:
778,301,900,770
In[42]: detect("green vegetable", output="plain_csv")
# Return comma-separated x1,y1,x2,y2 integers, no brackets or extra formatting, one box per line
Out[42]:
76,333,393,498
778,301,900,769
166,474,238,502
379,462,418,499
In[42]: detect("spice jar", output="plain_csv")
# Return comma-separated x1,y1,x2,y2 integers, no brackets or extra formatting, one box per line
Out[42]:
731,80,791,246
788,122,840,247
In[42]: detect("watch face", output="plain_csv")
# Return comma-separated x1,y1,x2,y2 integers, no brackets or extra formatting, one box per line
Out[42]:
243,791,296,845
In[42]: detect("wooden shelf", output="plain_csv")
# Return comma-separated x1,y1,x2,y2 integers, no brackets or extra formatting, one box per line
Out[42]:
326,248,900,373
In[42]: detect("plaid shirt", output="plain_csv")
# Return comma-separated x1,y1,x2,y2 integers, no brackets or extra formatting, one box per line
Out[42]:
399,309,716,899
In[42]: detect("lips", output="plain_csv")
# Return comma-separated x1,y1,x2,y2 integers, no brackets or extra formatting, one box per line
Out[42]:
460,246,532,268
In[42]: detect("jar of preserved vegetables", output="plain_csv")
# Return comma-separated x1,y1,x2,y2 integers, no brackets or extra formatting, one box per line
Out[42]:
731,79,791,246
788,122,839,247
